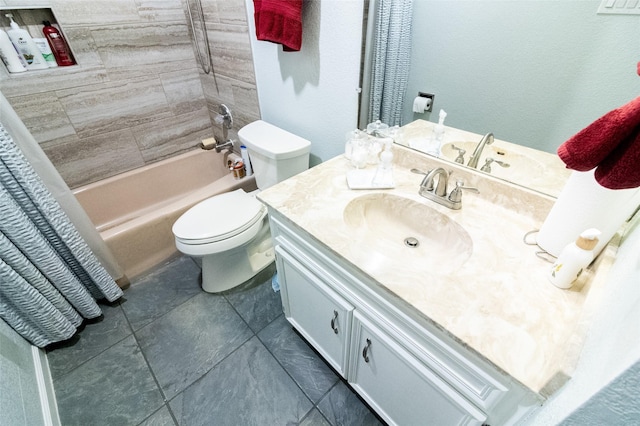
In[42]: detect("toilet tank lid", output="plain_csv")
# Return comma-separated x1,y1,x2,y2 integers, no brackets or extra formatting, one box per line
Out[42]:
238,120,311,160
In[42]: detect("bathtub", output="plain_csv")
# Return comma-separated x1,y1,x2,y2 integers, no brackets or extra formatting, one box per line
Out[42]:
73,148,257,281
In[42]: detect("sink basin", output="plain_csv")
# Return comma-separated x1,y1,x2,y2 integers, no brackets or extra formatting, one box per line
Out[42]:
440,141,544,180
343,193,473,275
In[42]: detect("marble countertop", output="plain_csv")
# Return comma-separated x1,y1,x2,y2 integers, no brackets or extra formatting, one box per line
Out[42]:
258,144,615,397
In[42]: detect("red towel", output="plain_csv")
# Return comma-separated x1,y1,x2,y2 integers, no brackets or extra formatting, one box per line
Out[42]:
557,95,640,189
254,0,303,52
594,131,640,189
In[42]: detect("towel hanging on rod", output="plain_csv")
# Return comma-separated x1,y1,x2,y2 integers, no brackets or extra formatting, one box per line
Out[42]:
557,95,640,190
253,0,303,51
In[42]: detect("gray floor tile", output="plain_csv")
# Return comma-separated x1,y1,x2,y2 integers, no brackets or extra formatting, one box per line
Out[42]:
223,263,282,333
49,254,383,425
47,302,132,379
138,405,176,426
301,408,332,426
136,292,253,399
54,335,164,426
121,256,202,331
170,336,313,426
318,381,383,426
259,315,339,403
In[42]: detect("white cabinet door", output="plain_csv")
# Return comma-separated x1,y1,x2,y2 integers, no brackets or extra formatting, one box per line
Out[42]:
349,311,487,426
276,246,354,377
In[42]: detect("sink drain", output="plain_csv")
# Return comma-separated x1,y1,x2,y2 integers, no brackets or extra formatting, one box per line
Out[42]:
404,237,419,248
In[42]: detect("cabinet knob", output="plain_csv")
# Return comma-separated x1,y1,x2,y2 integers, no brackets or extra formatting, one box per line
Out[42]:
330,310,339,334
362,338,372,363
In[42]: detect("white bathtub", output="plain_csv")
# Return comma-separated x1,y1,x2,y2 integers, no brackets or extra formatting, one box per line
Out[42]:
73,148,257,281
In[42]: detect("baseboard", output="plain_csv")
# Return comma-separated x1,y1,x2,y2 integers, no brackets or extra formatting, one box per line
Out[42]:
31,346,61,426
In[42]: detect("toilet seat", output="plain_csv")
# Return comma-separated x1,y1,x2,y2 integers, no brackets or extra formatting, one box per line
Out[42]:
172,189,266,247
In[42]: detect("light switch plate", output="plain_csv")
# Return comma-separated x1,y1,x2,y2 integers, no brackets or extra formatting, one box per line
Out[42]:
598,0,640,15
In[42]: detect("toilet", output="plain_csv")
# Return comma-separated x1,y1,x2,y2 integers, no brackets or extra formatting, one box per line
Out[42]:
172,120,311,293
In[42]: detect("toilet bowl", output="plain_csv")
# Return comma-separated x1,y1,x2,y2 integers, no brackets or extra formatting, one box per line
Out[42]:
172,120,311,293
173,189,273,293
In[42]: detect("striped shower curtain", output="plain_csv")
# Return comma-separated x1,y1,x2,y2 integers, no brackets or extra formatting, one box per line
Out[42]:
367,0,413,127
0,122,122,348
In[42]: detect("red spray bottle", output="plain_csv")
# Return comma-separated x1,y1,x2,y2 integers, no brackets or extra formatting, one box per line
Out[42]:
42,21,75,66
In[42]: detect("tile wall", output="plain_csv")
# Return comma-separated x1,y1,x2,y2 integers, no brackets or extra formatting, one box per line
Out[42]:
0,0,260,188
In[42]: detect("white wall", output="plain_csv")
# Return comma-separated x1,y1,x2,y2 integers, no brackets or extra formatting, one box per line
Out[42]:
405,1,640,153
528,216,640,424
246,0,364,166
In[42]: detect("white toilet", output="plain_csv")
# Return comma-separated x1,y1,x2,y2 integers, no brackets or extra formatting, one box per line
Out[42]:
172,120,311,293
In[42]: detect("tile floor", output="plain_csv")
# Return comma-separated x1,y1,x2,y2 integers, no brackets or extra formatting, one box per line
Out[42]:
47,255,384,426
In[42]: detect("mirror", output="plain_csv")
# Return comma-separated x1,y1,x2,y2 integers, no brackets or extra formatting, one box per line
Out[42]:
396,119,571,197
360,1,639,198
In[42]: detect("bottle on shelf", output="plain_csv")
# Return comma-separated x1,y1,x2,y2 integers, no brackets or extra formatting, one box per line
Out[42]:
5,13,48,70
0,28,26,73
42,21,75,66
33,38,58,68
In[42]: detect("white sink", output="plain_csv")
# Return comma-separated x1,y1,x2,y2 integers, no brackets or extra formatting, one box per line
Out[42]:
343,193,473,274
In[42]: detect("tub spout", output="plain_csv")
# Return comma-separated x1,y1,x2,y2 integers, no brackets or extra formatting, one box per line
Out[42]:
215,138,234,153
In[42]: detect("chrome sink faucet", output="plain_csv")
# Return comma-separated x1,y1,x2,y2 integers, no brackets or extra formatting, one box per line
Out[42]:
467,132,494,169
421,167,449,196
418,168,478,210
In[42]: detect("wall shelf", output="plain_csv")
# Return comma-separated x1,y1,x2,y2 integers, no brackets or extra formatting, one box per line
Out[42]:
0,8,77,75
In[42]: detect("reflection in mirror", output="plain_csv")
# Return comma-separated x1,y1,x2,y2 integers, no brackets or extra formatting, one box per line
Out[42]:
396,120,571,197
359,0,638,198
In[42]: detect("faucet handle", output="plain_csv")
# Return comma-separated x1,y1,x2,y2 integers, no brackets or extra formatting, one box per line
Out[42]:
410,168,430,175
217,104,233,128
450,145,466,164
448,179,479,203
480,157,510,173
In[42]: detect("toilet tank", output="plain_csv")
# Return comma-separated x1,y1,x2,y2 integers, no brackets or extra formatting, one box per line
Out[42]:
238,120,311,189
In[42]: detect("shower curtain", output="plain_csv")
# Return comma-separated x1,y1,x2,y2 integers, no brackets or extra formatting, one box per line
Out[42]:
0,91,124,282
0,122,123,348
367,0,413,127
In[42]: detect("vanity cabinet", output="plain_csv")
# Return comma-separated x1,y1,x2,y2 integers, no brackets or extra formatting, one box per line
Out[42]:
269,212,540,426
349,311,486,425
275,245,353,376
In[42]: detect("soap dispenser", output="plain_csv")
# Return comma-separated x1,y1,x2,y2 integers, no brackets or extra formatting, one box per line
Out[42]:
548,228,601,289
5,14,48,70
371,138,394,188
427,109,447,156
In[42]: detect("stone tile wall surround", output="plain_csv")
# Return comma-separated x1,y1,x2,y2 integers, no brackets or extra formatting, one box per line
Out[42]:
200,0,261,141
0,0,261,188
